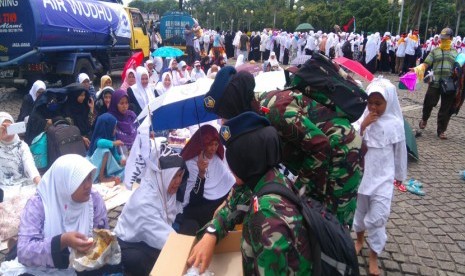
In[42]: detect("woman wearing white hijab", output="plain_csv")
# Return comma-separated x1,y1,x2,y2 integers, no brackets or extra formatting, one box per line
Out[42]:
116,143,191,276
365,34,378,74
0,112,40,203
267,51,282,71
17,80,46,123
127,66,156,116
177,60,191,84
11,154,118,275
168,59,185,86
155,72,173,97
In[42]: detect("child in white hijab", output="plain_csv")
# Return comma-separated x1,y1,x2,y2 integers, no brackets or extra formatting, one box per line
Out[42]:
116,142,191,276
155,72,173,96
127,66,156,115
268,51,282,71
352,78,407,276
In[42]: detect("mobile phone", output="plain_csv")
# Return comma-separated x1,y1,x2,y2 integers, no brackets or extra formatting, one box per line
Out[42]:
7,122,26,135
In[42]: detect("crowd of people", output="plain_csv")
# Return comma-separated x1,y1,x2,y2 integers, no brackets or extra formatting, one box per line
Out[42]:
0,20,462,276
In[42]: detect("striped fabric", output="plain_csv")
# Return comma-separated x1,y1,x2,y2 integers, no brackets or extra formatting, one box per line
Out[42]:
424,48,458,87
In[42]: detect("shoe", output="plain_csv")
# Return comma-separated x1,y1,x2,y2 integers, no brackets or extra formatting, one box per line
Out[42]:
407,178,423,188
394,180,407,192
419,120,427,130
438,132,447,140
406,180,425,196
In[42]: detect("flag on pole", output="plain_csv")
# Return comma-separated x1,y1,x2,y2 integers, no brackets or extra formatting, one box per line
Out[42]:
343,16,355,32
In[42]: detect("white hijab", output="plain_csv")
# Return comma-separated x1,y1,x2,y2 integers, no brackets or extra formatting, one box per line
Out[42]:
361,78,405,148
29,80,46,102
37,154,96,238
77,73,90,84
365,34,378,64
235,55,245,68
115,143,186,250
130,66,155,110
184,154,235,206
268,52,279,67
155,72,173,96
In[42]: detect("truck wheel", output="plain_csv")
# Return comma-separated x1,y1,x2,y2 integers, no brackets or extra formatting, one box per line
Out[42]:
71,59,94,85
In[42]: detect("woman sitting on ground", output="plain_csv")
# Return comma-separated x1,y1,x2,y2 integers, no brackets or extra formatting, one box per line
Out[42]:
120,69,136,92
0,112,40,203
87,113,125,184
108,89,137,150
94,86,114,119
154,72,173,97
180,125,235,228
207,64,219,79
115,143,195,276
96,75,112,98
15,154,121,275
17,80,46,123
24,88,68,145
64,84,95,148
127,66,155,116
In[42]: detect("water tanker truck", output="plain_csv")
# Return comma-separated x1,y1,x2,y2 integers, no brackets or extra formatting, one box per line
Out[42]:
0,0,150,88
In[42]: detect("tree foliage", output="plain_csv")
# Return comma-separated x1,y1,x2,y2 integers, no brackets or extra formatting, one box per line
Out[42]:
128,0,464,37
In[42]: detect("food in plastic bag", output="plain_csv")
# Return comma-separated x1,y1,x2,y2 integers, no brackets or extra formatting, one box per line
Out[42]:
70,229,121,272
184,266,215,276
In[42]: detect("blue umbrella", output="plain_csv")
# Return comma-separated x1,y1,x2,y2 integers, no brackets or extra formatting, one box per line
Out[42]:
137,78,216,131
151,46,185,58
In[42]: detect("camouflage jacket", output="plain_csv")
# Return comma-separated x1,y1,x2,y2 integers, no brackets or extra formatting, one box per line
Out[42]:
242,168,312,275
259,89,365,226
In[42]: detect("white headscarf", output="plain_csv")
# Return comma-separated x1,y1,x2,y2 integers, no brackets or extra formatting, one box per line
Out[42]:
0,112,19,144
115,143,186,250
235,54,245,68
29,80,46,102
37,154,96,238
78,73,90,84
130,66,155,110
268,51,279,67
155,72,173,96
362,78,405,148
365,34,378,64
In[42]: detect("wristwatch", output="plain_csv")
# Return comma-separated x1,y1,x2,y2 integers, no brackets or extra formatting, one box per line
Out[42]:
206,225,217,237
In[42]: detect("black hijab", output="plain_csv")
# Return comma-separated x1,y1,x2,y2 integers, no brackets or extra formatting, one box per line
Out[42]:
25,88,68,145
222,112,281,189
216,71,258,119
64,84,91,136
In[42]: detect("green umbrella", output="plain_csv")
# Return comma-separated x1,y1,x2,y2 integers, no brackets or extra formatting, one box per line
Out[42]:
404,119,419,161
295,23,314,32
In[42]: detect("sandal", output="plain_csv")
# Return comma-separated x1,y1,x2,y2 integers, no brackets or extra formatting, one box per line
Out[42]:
394,180,407,192
406,182,425,196
419,120,427,129
438,132,447,140
407,178,423,188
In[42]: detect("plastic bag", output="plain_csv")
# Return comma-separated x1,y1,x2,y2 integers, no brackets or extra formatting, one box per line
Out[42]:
69,229,121,272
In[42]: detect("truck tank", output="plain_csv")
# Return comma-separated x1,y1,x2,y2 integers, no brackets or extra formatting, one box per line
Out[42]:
0,0,132,63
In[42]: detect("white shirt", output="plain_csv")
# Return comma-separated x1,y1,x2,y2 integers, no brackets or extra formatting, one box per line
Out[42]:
404,36,419,55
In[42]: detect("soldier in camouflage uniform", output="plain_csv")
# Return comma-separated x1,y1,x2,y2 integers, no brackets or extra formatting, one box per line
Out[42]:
189,112,312,275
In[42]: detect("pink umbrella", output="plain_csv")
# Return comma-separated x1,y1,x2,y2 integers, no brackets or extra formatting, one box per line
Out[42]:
333,57,374,82
399,72,417,91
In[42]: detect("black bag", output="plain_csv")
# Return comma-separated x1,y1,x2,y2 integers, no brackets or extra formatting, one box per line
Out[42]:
439,77,457,94
47,120,87,166
256,183,359,276
294,52,368,122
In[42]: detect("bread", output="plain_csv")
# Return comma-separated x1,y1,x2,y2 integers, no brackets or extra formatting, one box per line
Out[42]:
86,229,113,260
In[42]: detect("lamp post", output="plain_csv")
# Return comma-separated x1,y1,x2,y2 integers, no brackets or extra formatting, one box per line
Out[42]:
213,12,216,29
207,12,210,29
243,9,253,31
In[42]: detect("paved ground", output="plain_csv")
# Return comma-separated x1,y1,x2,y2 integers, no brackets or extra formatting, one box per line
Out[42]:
1,71,465,275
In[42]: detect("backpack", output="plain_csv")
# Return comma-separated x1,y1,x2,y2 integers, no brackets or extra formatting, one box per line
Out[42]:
256,182,359,276
294,52,368,122
47,120,87,166
380,40,387,53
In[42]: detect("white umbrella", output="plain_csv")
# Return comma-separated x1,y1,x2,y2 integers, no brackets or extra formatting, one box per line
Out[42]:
137,78,215,131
